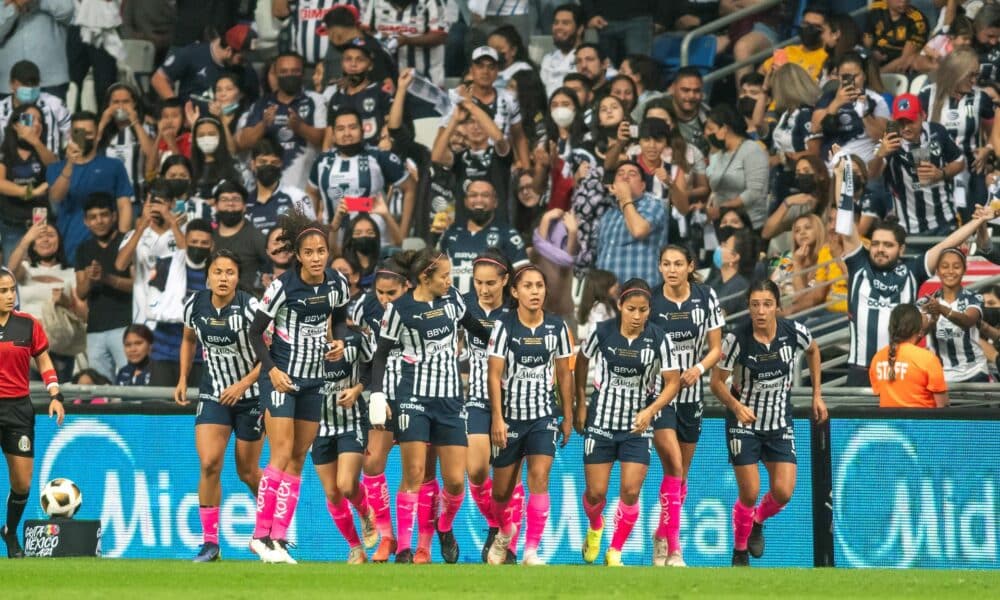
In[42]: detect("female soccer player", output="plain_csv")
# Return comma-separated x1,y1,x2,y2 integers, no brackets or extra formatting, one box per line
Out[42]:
923,248,991,383
173,250,263,562
710,280,827,567
485,265,574,566
248,211,351,564
649,245,725,567
575,279,680,567
0,269,65,559
367,249,492,564
313,326,377,564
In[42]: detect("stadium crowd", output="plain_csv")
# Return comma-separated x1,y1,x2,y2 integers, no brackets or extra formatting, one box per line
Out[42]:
1,0,1000,565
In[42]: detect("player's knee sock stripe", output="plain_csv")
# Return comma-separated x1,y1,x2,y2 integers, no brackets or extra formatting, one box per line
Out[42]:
437,488,465,533
6,489,29,531
610,500,640,551
524,492,550,552
396,491,419,552
199,506,220,545
328,498,361,547
582,493,606,530
732,499,755,551
755,492,786,523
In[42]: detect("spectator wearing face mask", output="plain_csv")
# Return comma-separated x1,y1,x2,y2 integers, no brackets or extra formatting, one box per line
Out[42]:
210,180,269,294
531,87,596,212
191,117,241,199
339,213,382,291
0,0,74,101
96,83,157,197
0,60,70,155
321,38,395,146
159,155,215,222
704,104,770,232
488,25,535,90
759,7,833,81
151,24,260,107
245,138,314,236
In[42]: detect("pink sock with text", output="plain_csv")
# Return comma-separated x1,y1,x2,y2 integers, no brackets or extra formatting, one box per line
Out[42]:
328,498,361,547
252,465,282,538
609,501,640,551
269,471,301,541
524,493,550,552
582,494,606,530
437,488,465,532
363,473,394,538
470,479,498,527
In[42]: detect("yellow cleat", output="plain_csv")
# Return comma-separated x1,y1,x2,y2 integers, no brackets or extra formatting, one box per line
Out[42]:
604,548,624,567
582,527,603,564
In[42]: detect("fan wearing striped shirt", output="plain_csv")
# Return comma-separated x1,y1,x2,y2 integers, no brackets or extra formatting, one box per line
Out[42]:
575,279,681,568
174,250,264,563
649,244,725,568
367,249,492,564
247,211,351,564
484,265,573,566
710,280,827,567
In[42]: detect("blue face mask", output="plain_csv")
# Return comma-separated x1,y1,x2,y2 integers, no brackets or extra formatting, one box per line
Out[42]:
15,86,40,105
221,102,240,115
713,247,726,269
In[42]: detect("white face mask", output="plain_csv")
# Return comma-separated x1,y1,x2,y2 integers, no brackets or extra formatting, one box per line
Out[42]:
196,135,220,154
551,106,576,128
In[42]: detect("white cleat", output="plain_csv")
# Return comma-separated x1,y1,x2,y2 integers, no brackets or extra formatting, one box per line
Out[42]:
360,507,379,549
487,528,512,565
666,550,687,567
347,545,367,564
653,537,668,567
271,539,298,564
249,537,279,563
521,549,545,566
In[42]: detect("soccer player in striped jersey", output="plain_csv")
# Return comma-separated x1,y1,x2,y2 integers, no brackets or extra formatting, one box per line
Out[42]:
922,248,991,382
710,280,827,567
649,245,725,567
462,251,518,563
313,327,378,564
367,249,492,564
485,265,574,566
575,279,681,567
174,250,263,562
247,211,351,564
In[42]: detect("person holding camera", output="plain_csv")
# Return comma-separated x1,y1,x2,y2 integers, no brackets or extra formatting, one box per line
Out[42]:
868,93,966,235
811,52,889,165
0,104,56,264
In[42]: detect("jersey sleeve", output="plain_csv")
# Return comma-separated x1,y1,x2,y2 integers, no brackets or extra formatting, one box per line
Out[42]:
182,293,197,329
158,47,189,82
30,316,49,357
843,244,870,275
555,321,574,359
966,292,984,317
379,302,402,342
659,334,679,372
487,319,508,359
376,150,409,187
581,326,600,360
719,332,739,372
360,331,375,363
259,277,287,319
706,287,726,331
939,127,963,164
244,295,261,322
328,270,351,308
451,287,467,320
792,108,819,151
309,92,328,128
793,320,813,352
242,98,266,128
350,294,367,329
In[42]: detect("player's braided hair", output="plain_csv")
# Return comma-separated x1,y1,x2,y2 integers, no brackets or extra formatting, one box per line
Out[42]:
887,304,923,382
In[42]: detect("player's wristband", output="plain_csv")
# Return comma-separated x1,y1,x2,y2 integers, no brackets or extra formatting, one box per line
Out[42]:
50,392,64,403
369,392,388,426
696,363,706,375
42,369,59,390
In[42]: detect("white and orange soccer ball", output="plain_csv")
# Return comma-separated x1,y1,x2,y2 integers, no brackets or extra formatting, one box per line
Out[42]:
40,478,82,518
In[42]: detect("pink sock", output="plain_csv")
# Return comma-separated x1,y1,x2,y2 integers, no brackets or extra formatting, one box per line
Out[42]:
755,492,786,524
252,465,282,538
417,480,438,549
524,493,549,552
733,500,755,550
348,486,369,515
470,479,498,527
328,498,361,547
396,491,418,551
681,481,688,506
582,494,606,530
657,476,683,552
363,473,394,539
610,500,640,551
269,471,301,541
199,506,219,544
508,481,525,553
438,488,465,532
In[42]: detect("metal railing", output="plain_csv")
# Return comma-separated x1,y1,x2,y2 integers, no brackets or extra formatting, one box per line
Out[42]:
680,0,782,69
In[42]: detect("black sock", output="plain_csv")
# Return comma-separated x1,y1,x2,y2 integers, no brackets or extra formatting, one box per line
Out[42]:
6,490,29,533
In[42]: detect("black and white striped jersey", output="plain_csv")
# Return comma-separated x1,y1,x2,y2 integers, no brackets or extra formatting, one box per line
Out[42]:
925,288,989,382
101,124,156,194
362,0,448,83
918,84,994,167
352,291,404,400
0,92,70,153
583,318,676,432
649,283,725,404
287,0,361,65
183,289,260,401
318,330,373,436
463,290,511,404
487,310,573,420
258,267,351,380
719,318,812,432
883,120,963,233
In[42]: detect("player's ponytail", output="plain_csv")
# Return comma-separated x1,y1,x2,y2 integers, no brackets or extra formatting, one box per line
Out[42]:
887,303,923,382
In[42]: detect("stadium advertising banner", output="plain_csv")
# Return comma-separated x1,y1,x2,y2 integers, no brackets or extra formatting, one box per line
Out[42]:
1,415,814,565
830,420,1000,569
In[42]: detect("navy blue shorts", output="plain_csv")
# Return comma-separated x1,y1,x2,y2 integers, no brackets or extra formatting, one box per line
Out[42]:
726,415,797,466
583,425,651,465
312,430,367,465
196,398,264,441
395,396,467,447
260,377,325,422
653,402,704,443
491,416,559,468
465,399,491,436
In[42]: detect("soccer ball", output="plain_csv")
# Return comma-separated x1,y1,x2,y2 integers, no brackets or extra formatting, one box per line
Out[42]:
40,478,82,518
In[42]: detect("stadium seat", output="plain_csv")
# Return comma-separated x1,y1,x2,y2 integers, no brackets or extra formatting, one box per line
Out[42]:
909,73,929,94
880,73,909,98
654,34,717,81
413,117,441,149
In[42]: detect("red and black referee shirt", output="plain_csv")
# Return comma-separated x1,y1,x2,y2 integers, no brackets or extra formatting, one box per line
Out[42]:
0,311,49,399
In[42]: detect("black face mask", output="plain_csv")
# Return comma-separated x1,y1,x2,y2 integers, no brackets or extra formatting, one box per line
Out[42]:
352,235,379,256
277,74,303,96
187,247,210,264
795,173,817,194
256,164,282,188
708,133,727,150
338,141,364,156
217,210,245,227
737,96,757,119
800,24,823,50
346,72,367,87
166,178,190,199
468,208,493,226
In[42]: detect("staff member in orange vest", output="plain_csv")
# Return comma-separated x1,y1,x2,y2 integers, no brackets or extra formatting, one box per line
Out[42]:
869,303,949,408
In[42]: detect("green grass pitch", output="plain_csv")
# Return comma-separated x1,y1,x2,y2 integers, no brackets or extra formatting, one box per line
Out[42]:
2,560,999,599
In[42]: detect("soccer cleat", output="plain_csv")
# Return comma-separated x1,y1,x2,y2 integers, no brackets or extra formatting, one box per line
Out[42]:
346,545,367,565
395,548,414,563
581,527,603,564
487,528,512,565
732,549,750,567
666,550,687,567
360,507,379,549
372,537,397,563
437,529,459,564
748,522,765,558
652,537,668,567
249,536,278,563
414,547,432,564
604,548,623,567
521,549,544,566
2,526,24,559
481,527,498,563
193,542,221,562
271,539,298,564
